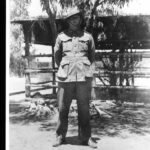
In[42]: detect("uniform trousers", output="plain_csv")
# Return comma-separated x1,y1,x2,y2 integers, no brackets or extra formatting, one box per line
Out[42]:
56,79,92,142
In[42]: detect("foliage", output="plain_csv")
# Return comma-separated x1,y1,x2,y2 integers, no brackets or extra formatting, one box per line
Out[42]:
93,15,145,99
10,0,30,20
9,24,25,77
10,0,31,77
39,0,131,45
39,0,131,31
39,0,144,100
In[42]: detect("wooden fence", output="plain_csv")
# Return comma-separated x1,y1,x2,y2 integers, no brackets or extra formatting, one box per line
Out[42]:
10,15,150,100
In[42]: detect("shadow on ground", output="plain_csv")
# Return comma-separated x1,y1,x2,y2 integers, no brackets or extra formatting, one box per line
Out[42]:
9,102,57,126
9,101,150,139
58,136,100,146
90,106,150,137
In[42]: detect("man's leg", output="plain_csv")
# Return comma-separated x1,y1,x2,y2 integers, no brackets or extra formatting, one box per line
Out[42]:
76,80,97,148
53,82,75,147
76,81,91,142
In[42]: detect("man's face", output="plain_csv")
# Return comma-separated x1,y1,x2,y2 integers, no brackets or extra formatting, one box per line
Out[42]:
67,14,81,28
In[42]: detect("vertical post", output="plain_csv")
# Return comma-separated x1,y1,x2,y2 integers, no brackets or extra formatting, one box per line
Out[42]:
52,46,56,94
25,42,31,97
23,22,31,98
25,73,31,97
130,49,134,86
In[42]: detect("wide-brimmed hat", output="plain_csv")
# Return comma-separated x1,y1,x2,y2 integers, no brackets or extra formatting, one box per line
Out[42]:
63,7,82,20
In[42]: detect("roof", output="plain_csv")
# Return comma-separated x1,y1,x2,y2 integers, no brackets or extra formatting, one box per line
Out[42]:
11,14,150,23
10,15,150,48
11,16,48,24
11,16,63,24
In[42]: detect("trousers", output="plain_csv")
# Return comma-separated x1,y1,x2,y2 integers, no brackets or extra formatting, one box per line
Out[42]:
56,80,92,141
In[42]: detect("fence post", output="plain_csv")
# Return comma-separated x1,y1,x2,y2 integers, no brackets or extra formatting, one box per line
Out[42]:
25,42,31,97
52,46,56,94
23,23,31,98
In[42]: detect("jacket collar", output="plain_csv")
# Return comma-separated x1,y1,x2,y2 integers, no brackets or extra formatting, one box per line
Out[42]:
65,29,84,37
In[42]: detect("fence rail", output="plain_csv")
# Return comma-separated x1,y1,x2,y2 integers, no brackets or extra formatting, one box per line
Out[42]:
10,48,150,98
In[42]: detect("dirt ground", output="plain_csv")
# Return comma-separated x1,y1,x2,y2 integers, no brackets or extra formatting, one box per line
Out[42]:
9,100,150,150
9,77,150,150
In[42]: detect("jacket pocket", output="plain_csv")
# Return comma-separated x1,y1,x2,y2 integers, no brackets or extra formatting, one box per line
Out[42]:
62,39,72,51
79,37,89,50
57,60,70,78
83,60,93,77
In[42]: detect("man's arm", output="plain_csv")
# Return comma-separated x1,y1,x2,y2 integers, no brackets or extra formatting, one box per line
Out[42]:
54,36,62,67
89,34,96,100
88,34,95,64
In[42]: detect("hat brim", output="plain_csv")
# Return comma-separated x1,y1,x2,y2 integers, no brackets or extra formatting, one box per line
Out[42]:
65,12,82,20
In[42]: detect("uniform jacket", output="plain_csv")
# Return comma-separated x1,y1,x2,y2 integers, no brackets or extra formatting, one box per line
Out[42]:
54,30,95,82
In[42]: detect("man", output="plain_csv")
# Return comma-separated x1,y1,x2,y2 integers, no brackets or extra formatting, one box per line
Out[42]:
53,7,97,148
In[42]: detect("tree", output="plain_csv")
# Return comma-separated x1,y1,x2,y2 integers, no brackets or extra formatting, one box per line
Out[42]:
10,0,30,20
39,0,135,100
94,15,144,100
39,0,130,45
10,0,31,77
39,0,140,101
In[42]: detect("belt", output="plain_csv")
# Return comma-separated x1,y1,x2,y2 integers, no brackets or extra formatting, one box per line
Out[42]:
62,56,89,62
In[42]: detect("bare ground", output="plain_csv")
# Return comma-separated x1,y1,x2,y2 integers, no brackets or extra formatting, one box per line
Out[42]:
9,101,150,150
9,77,150,150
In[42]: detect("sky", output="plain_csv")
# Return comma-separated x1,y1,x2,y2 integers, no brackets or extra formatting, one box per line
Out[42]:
27,0,48,17
120,0,150,15
27,0,150,17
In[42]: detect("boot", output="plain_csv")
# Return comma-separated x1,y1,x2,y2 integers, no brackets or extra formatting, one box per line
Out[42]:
52,135,66,147
87,137,97,148
81,137,97,148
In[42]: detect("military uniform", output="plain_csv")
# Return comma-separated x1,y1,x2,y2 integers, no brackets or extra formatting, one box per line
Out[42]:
55,30,95,82
53,8,96,148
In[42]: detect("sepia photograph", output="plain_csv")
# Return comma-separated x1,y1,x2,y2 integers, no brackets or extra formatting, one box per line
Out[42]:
6,0,150,149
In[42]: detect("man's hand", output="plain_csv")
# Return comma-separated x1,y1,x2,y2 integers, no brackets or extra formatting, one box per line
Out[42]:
91,87,96,100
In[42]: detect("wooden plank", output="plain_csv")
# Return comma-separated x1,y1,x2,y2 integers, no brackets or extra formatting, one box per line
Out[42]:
97,41,150,49
22,54,53,58
25,67,58,70
94,71,150,76
30,81,53,85
95,51,150,55
95,52,150,58
96,55,150,58
25,96,57,102
25,83,58,88
92,104,112,118
96,67,150,70
95,75,150,78
9,87,52,96
94,85,150,89
25,69,57,73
